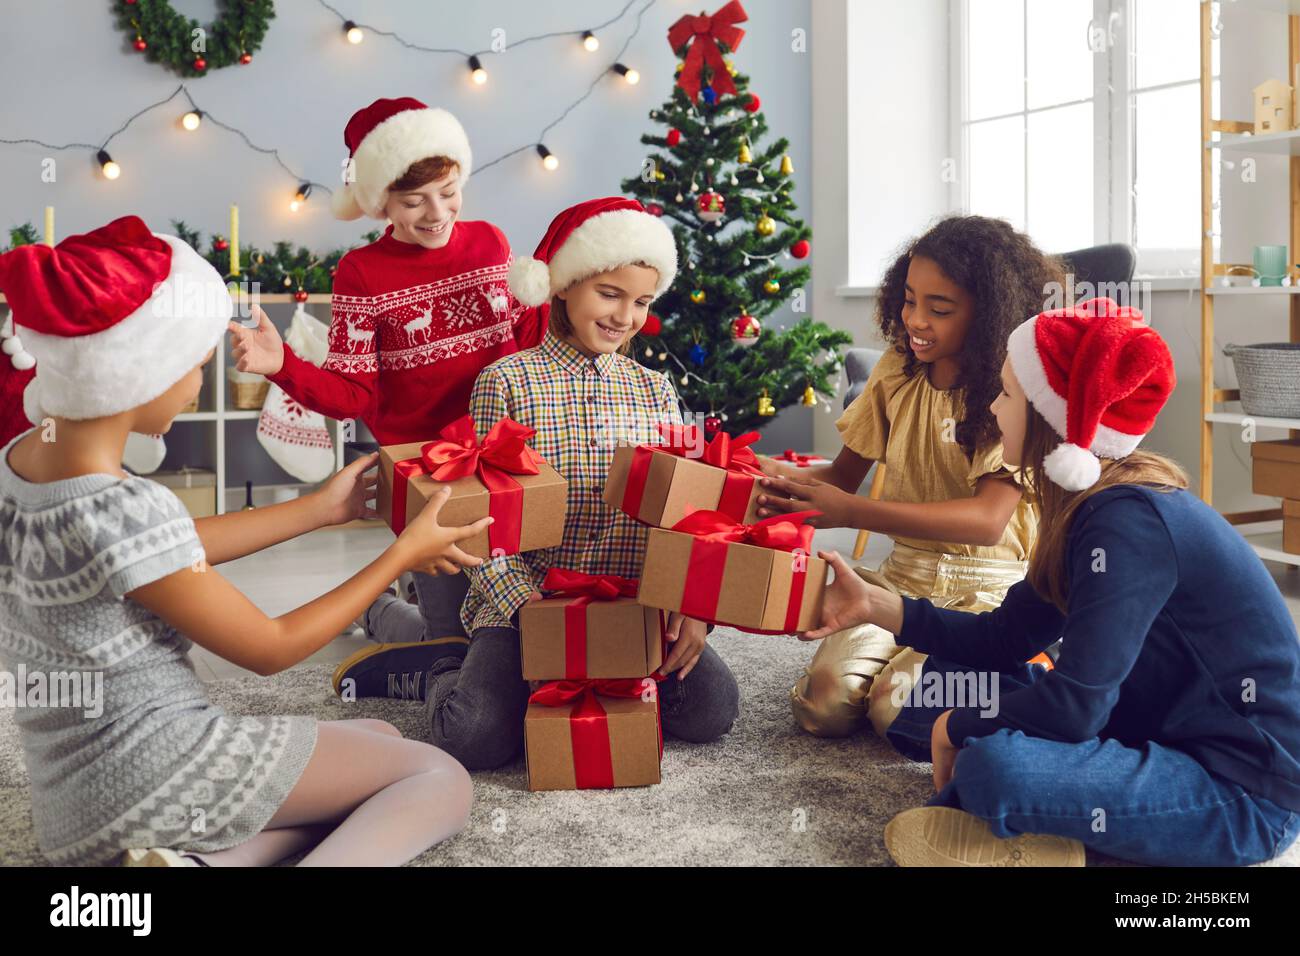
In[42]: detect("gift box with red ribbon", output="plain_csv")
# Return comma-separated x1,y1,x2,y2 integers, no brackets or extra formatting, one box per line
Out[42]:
377,414,568,558
519,569,665,681
637,509,827,633
766,448,832,469
524,677,663,791
604,423,764,528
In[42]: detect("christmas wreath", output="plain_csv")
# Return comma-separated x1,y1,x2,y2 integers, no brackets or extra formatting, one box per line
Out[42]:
112,0,275,77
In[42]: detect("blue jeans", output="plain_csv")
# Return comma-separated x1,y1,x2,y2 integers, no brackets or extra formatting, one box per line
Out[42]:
423,617,741,771
887,656,1300,867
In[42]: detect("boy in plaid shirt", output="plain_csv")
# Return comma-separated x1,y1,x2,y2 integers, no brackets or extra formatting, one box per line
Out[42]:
335,198,740,769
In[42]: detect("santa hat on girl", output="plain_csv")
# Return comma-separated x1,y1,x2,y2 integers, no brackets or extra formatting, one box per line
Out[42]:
508,197,678,307
332,97,472,221
0,215,232,424
1006,296,1176,492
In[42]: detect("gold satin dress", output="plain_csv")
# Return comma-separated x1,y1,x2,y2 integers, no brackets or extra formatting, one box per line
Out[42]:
791,346,1038,738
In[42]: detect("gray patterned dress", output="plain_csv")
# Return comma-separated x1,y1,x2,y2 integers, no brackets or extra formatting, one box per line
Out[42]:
0,429,318,866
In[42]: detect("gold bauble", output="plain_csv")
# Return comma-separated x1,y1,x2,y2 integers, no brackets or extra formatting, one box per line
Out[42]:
763,278,781,295
756,214,776,237
690,289,706,304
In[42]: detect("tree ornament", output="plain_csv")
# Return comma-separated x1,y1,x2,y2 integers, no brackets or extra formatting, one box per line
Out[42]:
192,57,207,72
702,86,716,104
689,343,709,366
646,202,664,217
801,385,817,407
696,191,725,222
706,157,715,167
780,154,794,175
790,239,811,259
703,126,711,135
213,236,229,252
133,36,147,51
756,212,776,237
239,51,252,65
675,192,685,203
745,93,762,113
755,171,765,184
738,142,752,164
757,390,776,417
666,128,682,147
763,277,781,295
293,289,309,303
725,57,737,77
704,415,722,435
690,288,707,304
731,313,761,346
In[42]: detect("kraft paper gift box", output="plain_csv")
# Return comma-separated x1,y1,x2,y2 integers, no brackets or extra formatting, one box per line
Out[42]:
1251,439,1300,500
524,679,662,791
519,570,664,681
376,414,567,558
636,509,828,633
604,424,764,528
1285,499,1300,555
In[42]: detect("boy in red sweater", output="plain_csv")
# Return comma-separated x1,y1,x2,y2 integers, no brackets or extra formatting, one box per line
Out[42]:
229,97,544,649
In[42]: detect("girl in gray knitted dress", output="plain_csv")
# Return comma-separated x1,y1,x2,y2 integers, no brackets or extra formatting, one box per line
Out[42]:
0,216,491,866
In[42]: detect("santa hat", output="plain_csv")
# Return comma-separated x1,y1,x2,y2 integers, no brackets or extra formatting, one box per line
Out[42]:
332,97,472,221
1007,297,1176,492
0,215,232,424
508,197,678,307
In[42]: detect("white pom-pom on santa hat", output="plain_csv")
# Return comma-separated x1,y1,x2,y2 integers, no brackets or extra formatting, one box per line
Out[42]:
331,183,365,222
508,256,553,307
1044,442,1102,492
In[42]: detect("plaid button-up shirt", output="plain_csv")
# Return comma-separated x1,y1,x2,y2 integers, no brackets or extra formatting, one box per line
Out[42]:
460,332,685,633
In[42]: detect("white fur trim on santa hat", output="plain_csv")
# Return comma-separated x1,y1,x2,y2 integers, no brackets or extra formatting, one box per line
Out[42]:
345,107,472,220
541,208,678,303
18,234,232,422
1007,317,1146,461
508,256,554,308
1044,441,1102,491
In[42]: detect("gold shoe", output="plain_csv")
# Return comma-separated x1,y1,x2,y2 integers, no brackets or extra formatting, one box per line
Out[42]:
884,807,1085,867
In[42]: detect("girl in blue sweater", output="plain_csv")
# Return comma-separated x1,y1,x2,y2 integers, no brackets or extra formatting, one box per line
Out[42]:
807,297,1300,867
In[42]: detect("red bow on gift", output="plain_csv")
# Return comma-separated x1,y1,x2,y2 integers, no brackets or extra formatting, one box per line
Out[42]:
656,423,763,476
541,569,644,679
392,415,541,554
667,0,748,103
670,508,820,554
529,677,664,790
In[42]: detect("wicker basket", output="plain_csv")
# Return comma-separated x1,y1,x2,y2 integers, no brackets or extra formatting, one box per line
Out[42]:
226,369,270,410
1222,343,1300,419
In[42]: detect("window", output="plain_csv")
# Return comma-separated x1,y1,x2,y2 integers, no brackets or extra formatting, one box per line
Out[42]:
954,0,1219,273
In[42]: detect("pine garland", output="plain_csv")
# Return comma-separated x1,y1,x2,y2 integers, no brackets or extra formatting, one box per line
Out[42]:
112,0,275,77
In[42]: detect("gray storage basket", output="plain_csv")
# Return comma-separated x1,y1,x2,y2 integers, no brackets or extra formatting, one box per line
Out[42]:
1222,343,1300,419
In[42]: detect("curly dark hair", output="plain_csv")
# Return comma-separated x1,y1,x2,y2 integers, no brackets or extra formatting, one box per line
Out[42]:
876,215,1066,461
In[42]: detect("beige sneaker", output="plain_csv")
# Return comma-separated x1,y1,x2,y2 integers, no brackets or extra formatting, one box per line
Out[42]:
121,847,205,867
884,807,1085,867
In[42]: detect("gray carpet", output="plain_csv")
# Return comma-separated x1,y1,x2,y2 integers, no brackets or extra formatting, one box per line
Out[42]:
3,629,1298,867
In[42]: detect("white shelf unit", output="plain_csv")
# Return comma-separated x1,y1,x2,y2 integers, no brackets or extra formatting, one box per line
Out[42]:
1199,2,1300,570
2,293,348,516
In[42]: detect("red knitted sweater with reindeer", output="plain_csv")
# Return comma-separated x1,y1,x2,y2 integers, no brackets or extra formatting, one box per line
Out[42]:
267,221,546,445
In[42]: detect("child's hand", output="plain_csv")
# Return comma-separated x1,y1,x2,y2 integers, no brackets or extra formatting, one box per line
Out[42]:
931,710,958,791
756,455,789,479
311,452,380,527
394,485,492,576
228,305,286,376
800,550,877,641
661,613,708,681
756,475,855,527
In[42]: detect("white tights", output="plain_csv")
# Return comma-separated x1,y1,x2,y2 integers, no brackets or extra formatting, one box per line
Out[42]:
191,718,472,867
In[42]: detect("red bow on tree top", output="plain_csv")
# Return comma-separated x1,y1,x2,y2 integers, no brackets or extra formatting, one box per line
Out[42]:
667,1,748,103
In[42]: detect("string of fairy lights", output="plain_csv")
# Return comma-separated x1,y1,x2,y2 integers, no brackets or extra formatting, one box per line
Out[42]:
0,0,659,212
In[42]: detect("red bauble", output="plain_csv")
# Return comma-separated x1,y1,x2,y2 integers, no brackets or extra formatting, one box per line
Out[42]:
239,52,253,65
744,94,761,113
790,239,811,259
214,238,229,252
704,416,722,435
696,190,725,223
731,313,761,345
125,0,137,4
293,290,309,303
645,202,664,217
193,57,207,71
133,37,147,51
666,128,682,147
641,313,662,336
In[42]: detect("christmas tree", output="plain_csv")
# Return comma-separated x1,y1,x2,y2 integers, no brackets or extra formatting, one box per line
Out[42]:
620,7,851,435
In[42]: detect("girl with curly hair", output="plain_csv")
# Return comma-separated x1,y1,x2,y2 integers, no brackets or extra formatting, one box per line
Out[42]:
757,215,1064,740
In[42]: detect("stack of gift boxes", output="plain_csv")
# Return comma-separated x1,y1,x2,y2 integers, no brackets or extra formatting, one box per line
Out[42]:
377,416,826,793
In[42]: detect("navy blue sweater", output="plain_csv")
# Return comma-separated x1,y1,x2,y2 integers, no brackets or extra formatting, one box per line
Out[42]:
899,484,1300,812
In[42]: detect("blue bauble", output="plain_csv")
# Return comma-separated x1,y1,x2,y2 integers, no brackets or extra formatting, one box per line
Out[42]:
702,86,716,104
689,343,709,365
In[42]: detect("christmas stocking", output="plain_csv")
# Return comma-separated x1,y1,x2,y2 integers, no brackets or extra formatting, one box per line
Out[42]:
123,431,167,474
256,304,336,483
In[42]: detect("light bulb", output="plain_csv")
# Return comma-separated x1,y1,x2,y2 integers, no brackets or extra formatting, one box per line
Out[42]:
537,144,558,171
181,110,202,131
582,30,599,52
343,20,364,44
469,56,487,85
613,63,639,84
97,149,120,180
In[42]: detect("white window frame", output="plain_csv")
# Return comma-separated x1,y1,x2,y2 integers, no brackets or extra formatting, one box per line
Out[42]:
950,0,1210,275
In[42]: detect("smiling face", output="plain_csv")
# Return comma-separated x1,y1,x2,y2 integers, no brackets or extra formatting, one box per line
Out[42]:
384,163,462,249
900,254,975,364
991,356,1029,466
554,264,659,357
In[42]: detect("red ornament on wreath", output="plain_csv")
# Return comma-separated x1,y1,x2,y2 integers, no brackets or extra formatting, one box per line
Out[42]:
731,313,761,347
239,52,252,65
193,57,207,71
133,37,147,51
697,191,725,223
790,239,811,259
744,93,761,113
214,237,229,252
666,128,682,147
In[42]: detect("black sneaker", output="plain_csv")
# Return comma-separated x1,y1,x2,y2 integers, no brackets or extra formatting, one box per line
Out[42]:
331,638,468,701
